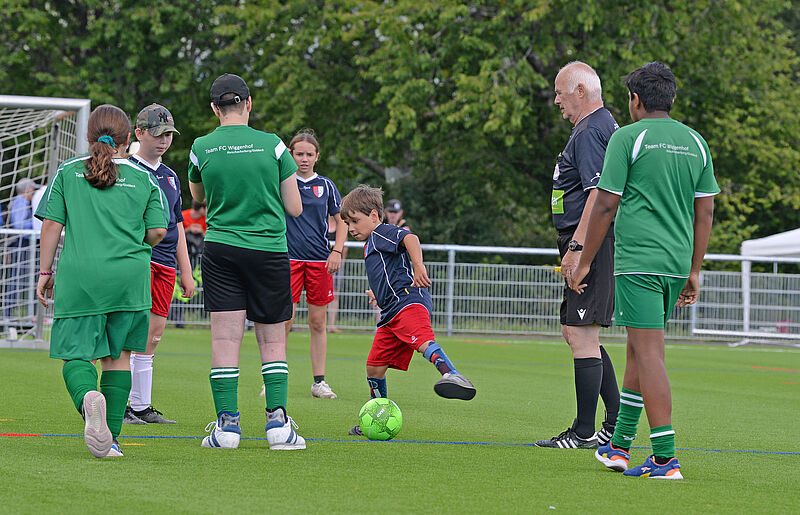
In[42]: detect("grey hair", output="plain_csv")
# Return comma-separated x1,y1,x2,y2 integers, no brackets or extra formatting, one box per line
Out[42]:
557,61,602,102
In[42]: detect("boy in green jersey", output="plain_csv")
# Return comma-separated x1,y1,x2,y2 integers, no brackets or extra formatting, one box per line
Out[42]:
568,62,719,479
188,73,305,450
36,104,168,458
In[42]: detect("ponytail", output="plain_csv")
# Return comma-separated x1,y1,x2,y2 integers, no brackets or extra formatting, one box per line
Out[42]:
85,104,131,190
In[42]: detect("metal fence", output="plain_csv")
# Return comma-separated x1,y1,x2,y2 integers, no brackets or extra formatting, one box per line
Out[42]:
3,236,799,346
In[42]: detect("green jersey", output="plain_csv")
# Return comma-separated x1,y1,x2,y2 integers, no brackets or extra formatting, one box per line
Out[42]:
35,156,169,318
187,125,298,251
597,118,720,277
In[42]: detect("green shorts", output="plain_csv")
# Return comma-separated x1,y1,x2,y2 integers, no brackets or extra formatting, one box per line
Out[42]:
614,274,687,329
50,310,148,361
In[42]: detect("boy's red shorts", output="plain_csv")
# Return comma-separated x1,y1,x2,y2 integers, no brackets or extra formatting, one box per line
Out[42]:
151,262,176,318
367,304,436,371
290,260,334,306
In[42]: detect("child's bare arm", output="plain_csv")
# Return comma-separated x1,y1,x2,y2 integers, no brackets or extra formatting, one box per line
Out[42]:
400,234,431,288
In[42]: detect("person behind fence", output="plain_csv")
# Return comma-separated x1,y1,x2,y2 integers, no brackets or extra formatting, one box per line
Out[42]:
35,104,168,458
123,103,195,426
182,199,206,266
339,184,476,437
5,178,39,318
536,61,621,450
384,199,410,229
568,62,719,479
276,129,347,400
188,73,305,450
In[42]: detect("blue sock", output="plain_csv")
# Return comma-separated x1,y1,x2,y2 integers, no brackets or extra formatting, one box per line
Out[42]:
367,377,387,398
422,343,458,375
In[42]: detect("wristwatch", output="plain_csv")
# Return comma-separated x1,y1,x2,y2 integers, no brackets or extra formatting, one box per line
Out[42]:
568,240,584,252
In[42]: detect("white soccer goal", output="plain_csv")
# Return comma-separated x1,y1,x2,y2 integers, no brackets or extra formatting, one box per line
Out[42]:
1,95,90,348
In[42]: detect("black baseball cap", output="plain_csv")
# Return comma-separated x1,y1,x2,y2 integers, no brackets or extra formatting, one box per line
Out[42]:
210,73,250,106
386,199,403,212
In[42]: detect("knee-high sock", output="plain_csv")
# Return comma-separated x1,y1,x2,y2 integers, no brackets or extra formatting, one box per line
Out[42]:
129,353,154,411
572,357,603,439
100,370,131,439
62,360,98,414
611,388,643,449
262,361,288,411
598,345,620,425
422,343,458,375
368,377,387,398
210,367,239,416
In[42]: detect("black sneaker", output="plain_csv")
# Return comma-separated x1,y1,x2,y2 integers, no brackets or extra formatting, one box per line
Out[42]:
132,406,177,424
123,406,147,425
595,421,615,446
348,425,363,436
535,427,598,449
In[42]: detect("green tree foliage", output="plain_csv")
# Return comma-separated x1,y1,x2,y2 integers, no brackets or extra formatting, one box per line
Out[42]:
2,1,798,254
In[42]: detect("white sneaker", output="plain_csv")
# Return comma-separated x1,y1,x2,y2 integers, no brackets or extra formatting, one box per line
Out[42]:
265,408,306,450
259,384,265,397
201,411,242,449
311,380,338,399
82,391,113,458
106,439,124,457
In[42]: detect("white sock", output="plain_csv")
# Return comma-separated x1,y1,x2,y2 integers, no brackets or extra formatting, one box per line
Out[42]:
129,353,154,412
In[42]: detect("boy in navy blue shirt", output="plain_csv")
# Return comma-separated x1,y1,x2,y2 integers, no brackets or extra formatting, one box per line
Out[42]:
340,185,476,436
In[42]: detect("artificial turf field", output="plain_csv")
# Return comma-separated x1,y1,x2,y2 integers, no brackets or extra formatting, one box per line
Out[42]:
1,329,799,513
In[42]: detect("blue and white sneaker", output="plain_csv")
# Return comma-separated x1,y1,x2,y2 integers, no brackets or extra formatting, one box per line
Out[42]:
106,439,123,457
265,407,306,450
594,443,630,472
623,455,683,479
201,411,242,449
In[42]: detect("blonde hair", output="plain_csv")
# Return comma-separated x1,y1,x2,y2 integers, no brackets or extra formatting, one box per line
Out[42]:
340,184,384,221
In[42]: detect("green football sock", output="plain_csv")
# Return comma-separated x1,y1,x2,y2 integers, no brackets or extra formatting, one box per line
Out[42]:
650,424,676,461
262,361,288,411
62,360,98,413
210,367,239,416
100,370,131,439
611,387,643,450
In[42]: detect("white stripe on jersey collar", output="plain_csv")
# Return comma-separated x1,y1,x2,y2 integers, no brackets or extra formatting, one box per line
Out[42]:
131,154,161,171
296,173,319,183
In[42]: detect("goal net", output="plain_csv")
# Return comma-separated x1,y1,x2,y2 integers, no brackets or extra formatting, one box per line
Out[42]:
1,95,90,348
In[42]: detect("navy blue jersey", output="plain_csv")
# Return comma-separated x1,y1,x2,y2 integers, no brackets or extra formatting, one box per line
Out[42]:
364,223,432,327
129,155,183,268
551,107,619,231
286,173,342,261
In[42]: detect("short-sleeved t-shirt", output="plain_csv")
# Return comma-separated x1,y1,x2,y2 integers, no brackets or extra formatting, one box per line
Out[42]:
286,173,342,261
363,223,433,327
552,108,619,231
187,125,298,252
35,156,168,318
597,118,720,277
129,155,184,268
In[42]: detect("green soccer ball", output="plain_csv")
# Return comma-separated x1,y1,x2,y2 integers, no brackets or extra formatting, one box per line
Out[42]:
358,397,403,441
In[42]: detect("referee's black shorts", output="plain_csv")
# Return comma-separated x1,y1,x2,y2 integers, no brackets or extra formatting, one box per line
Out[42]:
201,241,293,324
557,226,614,327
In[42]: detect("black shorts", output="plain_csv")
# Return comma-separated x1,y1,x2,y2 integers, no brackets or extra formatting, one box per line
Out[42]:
557,226,614,327
201,241,293,324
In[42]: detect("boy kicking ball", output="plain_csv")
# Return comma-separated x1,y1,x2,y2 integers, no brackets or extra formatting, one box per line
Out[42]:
340,185,476,436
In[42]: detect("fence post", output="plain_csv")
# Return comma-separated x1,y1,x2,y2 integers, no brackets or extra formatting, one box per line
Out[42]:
742,260,751,333
446,249,455,337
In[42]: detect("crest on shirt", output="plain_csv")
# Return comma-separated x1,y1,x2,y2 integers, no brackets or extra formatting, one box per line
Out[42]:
167,176,177,190
313,185,324,198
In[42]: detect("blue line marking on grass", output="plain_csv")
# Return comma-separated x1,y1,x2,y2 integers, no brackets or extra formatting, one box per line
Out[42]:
25,433,799,455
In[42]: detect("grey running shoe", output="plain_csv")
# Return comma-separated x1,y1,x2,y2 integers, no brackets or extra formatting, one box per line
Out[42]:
311,380,338,399
433,372,477,400
348,425,363,436
82,391,113,458
594,421,615,446
132,406,177,424
535,427,598,449
123,406,147,425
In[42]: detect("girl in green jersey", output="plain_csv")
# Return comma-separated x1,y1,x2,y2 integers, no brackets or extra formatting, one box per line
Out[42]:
36,104,167,458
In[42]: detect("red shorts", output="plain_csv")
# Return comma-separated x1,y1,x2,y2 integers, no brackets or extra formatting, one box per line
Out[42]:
290,260,334,306
151,262,176,318
367,304,436,371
